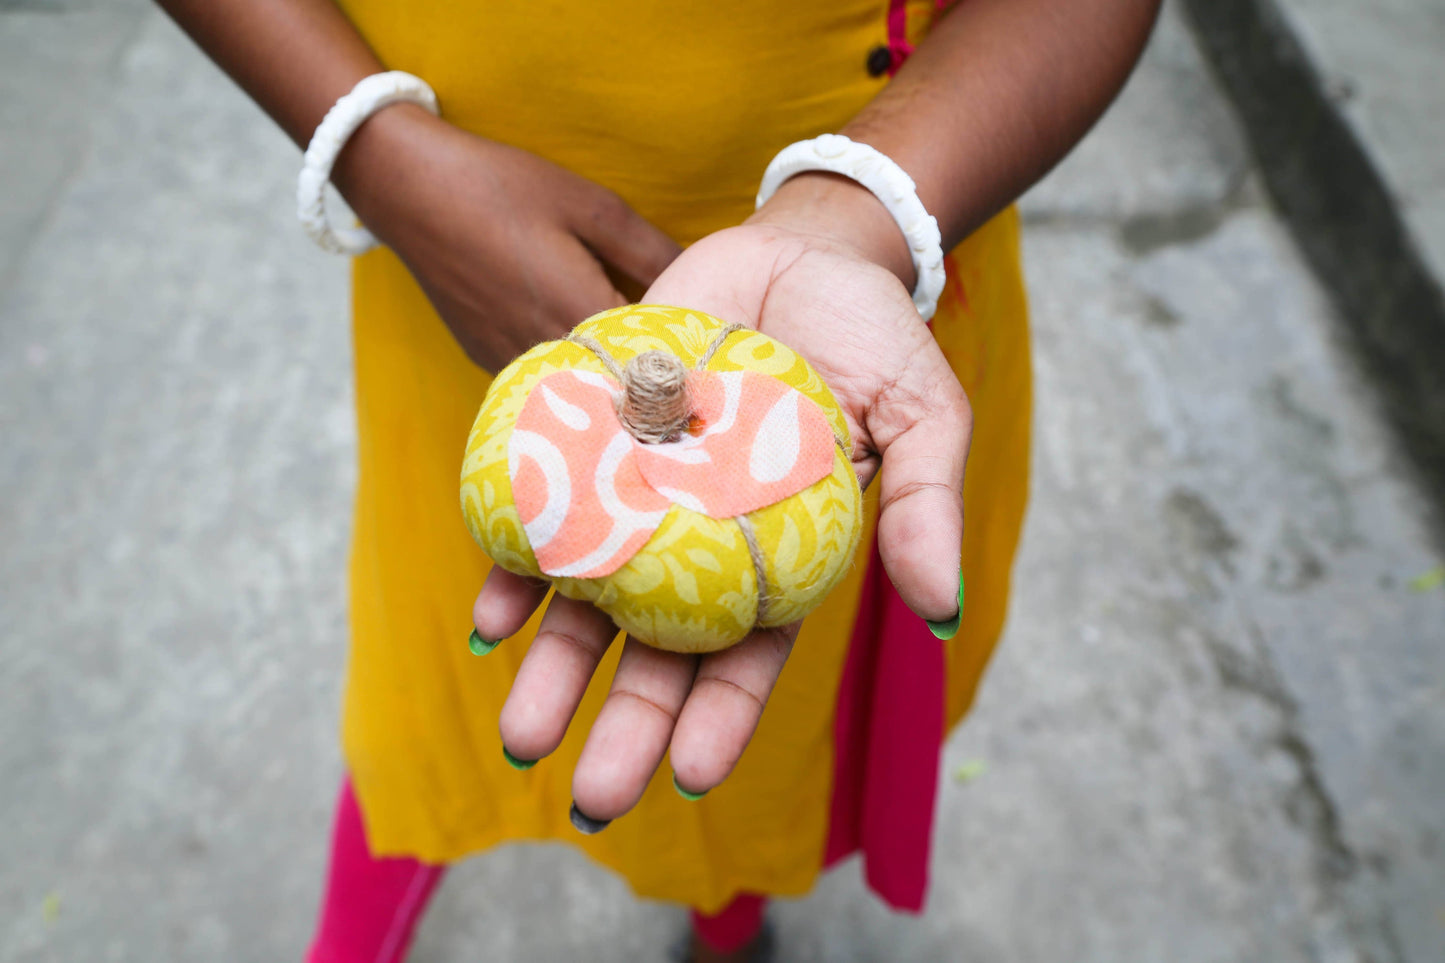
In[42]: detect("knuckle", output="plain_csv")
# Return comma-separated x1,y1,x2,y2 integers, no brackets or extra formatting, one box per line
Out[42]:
695,674,766,716
878,478,962,517
610,687,681,726
585,190,634,235
541,628,609,661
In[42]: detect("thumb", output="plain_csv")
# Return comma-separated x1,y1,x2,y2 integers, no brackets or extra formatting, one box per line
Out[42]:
872,372,972,636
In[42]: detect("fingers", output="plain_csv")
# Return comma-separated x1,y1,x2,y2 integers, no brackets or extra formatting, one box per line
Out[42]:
547,230,629,322
570,191,684,290
472,566,550,646
508,618,794,824
498,594,620,762
571,638,697,823
872,365,973,627
669,625,797,795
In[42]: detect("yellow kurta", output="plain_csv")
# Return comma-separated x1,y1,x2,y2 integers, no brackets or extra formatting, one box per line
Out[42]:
336,0,1032,913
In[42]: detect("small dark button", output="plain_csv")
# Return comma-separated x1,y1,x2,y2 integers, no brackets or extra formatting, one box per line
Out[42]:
866,45,893,78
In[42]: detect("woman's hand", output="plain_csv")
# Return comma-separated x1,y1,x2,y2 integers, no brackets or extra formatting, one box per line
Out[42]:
335,104,683,372
657,174,971,622
472,173,971,829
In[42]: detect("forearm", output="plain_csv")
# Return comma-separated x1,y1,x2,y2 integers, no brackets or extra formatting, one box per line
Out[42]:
756,0,1160,287
154,0,427,212
850,0,1161,247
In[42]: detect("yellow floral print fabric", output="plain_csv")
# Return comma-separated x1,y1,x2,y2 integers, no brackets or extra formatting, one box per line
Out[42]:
461,306,863,652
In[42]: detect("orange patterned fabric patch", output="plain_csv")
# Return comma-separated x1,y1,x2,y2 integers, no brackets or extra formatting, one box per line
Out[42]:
510,367,835,578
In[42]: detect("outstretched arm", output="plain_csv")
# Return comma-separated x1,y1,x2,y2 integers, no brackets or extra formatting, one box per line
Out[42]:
483,0,1162,823
760,0,1163,290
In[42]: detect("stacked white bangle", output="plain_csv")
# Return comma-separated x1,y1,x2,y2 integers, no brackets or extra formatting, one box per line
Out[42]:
756,134,946,321
297,71,439,256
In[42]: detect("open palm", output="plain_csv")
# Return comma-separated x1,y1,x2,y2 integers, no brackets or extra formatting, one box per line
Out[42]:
471,222,971,829
648,223,972,618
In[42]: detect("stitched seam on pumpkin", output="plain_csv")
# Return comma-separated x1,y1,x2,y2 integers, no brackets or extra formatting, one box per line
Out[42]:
567,333,626,381
696,323,744,368
734,512,772,627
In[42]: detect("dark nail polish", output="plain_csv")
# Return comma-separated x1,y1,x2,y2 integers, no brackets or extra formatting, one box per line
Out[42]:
502,746,536,770
673,774,707,801
468,628,500,656
569,802,611,835
925,570,965,641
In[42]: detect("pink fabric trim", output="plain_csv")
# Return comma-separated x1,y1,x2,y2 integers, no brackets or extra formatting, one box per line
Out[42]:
689,892,768,953
823,534,946,912
312,778,770,958
306,778,446,963
886,0,914,74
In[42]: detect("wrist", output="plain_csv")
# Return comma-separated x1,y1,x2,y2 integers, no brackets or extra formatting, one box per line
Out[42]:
748,171,916,291
329,100,442,232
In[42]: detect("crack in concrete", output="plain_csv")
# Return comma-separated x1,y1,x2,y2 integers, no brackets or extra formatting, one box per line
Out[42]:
1119,205,1230,256
1182,0,1445,544
1021,167,1260,257
1116,171,1261,256
1202,588,1409,963
1165,488,1242,573
1204,635,1358,883
1158,485,1407,960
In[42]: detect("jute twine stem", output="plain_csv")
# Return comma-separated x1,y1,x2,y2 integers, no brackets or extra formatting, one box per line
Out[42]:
616,351,693,444
569,324,744,445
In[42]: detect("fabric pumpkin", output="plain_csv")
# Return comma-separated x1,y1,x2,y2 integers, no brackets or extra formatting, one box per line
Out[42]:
460,305,864,653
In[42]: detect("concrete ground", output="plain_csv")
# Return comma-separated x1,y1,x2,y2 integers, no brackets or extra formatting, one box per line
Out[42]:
1274,0,1445,281
1,2,1441,961
1181,0,1445,536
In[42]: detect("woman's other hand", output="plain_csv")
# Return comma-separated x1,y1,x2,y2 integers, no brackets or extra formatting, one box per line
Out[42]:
334,104,683,372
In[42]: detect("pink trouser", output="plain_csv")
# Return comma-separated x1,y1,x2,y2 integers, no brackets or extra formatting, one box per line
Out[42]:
305,779,765,962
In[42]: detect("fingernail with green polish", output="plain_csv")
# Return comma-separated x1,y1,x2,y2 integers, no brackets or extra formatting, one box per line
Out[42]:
569,802,611,835
926,571,965,641
673,774,707,801
468,628,500,656
502,746,536,771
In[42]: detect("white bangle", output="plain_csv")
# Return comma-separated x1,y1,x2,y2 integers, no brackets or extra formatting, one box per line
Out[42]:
297,71,439,256
755,134,946,321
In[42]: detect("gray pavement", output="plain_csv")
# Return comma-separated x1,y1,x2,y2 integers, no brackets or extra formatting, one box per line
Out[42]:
1275,0,1445,282
2,2,1442,961
1182,0,1445,521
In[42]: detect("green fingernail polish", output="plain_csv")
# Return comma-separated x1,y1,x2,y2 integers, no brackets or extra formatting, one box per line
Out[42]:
926,571,965,641
673,774,707,801
502,746,536,770
468,628,500,656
